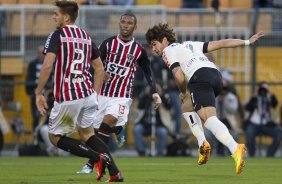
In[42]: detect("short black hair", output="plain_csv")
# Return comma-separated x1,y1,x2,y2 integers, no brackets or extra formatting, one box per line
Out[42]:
55,0,78,22
145,23,176,45
120,11,137,25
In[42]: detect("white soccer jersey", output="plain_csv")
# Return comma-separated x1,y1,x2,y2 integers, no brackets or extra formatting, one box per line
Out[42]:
162,41,218,81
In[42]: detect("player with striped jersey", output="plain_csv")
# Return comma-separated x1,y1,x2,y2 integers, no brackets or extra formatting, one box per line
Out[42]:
35,0,122,181
145,23,264,174
76,12,162,181
96,12,161,137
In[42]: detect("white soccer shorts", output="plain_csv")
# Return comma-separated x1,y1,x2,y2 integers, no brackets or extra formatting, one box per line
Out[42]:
49,92,98,135
93,95,132,128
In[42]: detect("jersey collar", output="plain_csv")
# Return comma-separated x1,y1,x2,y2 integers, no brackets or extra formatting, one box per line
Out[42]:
65,24,78,28
117,34,134,45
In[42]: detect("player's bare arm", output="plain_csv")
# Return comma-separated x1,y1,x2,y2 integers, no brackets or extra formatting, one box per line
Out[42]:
91,57,105,94
35,52,56,116
207,31,265,52
172,66,187,98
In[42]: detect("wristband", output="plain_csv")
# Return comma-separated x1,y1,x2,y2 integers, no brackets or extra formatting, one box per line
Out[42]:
244,40,250,46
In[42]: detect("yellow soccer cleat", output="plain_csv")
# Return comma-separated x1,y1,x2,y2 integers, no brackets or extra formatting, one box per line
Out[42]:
198,140,211,165
231,144,247,174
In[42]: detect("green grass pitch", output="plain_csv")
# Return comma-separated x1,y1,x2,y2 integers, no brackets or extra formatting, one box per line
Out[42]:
0,156,282,184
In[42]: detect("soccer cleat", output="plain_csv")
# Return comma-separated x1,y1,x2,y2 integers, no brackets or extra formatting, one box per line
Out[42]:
94,153,111,180
106,172,124,182
76,164,93,174
198,140,211,165
231,144,247,174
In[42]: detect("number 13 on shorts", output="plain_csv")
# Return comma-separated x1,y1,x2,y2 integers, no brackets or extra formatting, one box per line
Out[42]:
119,104,126,115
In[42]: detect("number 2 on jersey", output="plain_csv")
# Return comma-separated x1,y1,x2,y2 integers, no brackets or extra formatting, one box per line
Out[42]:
70,49,84,75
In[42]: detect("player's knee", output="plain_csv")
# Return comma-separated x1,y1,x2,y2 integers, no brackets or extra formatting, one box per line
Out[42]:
197,107,217,123
49,134,61,146
103,114,118,126
78,127,94,142
80,134,91,142
181,100,193,113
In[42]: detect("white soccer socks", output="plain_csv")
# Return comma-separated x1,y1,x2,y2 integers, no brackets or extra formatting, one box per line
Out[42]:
204,116,237,154
183,112,206,147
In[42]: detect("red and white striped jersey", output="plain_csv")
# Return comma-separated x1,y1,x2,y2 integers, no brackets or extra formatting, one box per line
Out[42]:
43,25,100,103
99,35,150,98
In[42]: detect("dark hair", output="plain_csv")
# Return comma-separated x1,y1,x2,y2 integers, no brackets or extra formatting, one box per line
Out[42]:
145,23,176,45
55,0,78,22
120,11,137,25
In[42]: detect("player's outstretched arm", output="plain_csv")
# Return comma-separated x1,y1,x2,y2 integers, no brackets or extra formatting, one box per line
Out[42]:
249,31,265,44
207,31,264,52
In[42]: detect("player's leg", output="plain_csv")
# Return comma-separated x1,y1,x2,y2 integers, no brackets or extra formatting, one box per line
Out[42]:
198,107,238,153
98,114,118,144
76,127,99,174
77,113,123,174
48,99,101,162
48,97,110,179
97,97,132,145
193,76,239,155
49,126,107,179
189,68,238,154
52,128,110,180
96,116,124,145
77,125,124,174
78,126,121,180
181,93,210,165
93,96,118,144
78,94,123,181
181,95,206,147
39,124,58,156
88,137,123,181
191,68,246,174
197,103,246,173
49,133,101,162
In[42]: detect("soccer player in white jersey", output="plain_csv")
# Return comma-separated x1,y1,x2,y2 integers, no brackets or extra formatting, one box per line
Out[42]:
145,23,264,174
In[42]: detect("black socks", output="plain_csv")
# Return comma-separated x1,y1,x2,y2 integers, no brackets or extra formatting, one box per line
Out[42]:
57,136,100,162
98,123,124,144
97,122,112,144
86,135,119,176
